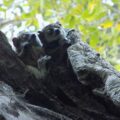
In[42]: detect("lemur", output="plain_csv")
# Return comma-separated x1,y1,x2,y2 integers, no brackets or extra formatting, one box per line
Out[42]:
38,23,80,106
38,22,78,64
12,32,50,79
12,32,42,66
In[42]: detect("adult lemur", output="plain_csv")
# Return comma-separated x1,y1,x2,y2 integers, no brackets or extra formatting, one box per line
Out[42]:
38,22,79,107
38,22,78,63
12,32,50,79
12,32,43,66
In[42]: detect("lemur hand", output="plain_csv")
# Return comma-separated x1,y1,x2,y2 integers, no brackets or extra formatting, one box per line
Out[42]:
37,55,51,69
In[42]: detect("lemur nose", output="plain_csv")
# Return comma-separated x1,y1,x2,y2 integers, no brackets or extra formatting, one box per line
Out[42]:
55,29,60,35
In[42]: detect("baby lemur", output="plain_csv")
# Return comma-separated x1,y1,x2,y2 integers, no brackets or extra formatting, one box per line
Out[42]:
12,32,49,79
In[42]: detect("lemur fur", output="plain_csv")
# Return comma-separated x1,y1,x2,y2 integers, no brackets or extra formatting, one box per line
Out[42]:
12,32,49,79
38,22,78,63
12,32,43,66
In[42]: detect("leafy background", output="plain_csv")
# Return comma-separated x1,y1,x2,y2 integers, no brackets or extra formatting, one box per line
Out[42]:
0,0,120,70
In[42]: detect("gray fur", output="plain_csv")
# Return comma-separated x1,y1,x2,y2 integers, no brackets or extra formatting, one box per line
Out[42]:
12,32,48,80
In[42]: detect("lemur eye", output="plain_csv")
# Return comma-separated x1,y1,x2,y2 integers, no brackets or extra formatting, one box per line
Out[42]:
47,28,53,35
22,34,28,39
55,29,60,35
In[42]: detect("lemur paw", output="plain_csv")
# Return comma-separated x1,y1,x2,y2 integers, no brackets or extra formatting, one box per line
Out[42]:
37,55,51,68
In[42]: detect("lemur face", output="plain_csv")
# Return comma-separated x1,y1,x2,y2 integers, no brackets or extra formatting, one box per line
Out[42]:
12,32,42,56
42,22,65,42
38,22,67,49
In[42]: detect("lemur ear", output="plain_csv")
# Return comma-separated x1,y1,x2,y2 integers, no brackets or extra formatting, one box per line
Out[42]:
56,21,61,26
12,37,19,47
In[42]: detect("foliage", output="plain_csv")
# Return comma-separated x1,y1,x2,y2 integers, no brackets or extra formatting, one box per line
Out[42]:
0,0,120,71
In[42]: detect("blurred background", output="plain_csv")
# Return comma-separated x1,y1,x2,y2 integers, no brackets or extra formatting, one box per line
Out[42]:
0,0,120,70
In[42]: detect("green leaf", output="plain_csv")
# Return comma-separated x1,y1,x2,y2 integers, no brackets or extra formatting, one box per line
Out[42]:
3,0,14,7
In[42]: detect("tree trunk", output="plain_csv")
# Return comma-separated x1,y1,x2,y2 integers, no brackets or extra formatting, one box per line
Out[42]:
0,30,120,120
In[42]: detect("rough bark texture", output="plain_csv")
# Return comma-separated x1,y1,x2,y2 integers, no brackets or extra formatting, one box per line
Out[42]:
0,30,120,120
